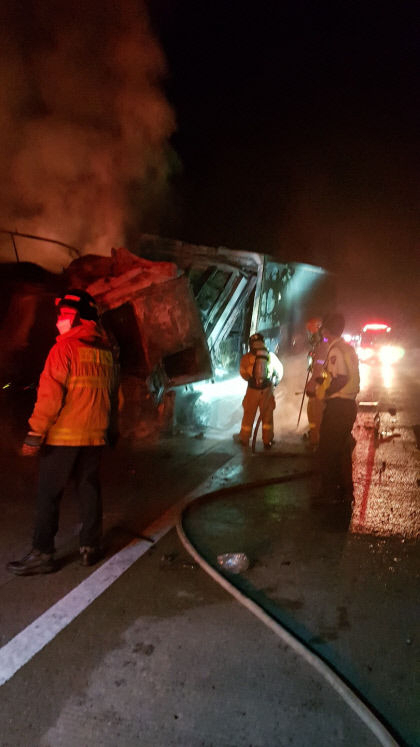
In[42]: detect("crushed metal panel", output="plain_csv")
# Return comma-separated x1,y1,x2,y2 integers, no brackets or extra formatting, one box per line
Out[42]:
72,247,212,385
100,302,149,377
207,274,256,353
137,234,263,376
130,274,212,386
138,234,263,275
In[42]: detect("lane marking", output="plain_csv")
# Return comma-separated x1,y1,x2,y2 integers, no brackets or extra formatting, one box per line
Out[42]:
0,467,226,688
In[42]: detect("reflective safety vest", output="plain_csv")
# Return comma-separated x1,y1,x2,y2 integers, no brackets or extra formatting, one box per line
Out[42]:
29,321,120,446
324,337,360,400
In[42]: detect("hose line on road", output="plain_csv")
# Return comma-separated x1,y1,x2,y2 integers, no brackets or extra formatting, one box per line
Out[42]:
176,473,399,747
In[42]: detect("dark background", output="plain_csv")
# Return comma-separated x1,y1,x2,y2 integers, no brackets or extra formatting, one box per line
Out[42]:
0,1,418,334
147,1,420,332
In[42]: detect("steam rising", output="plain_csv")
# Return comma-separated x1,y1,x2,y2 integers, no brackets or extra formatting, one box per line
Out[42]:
0,0,175,270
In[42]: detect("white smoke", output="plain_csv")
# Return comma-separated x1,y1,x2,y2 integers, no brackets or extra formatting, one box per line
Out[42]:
0,0,175,271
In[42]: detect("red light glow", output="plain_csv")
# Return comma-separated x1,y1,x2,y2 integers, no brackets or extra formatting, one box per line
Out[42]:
362,323,391,333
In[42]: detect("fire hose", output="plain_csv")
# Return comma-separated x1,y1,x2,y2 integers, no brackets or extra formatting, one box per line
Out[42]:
176,473,400,747
296,365,311,429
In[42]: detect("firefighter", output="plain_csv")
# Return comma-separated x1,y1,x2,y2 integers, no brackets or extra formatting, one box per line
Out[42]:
316,312,360,503
234,332,283,449
7,289,120,576
304,317,329,449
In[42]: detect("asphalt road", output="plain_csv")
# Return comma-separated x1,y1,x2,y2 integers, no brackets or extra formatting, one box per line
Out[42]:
0,349,418,746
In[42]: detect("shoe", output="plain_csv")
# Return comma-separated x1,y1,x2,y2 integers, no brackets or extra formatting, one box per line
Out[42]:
233,434,248,447
263,441,272,450
6,549,55,576
79,546,104,567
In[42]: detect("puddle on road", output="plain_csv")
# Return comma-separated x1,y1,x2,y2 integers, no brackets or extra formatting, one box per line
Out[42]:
182,482,419,747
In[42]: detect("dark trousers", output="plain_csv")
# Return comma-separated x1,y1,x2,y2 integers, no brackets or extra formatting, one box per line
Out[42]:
318,398,357,500
33,446,104,554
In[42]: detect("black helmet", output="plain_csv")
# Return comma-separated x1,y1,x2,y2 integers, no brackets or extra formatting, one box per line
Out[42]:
249,332,265,347
55,289,98,321
322,312,345,337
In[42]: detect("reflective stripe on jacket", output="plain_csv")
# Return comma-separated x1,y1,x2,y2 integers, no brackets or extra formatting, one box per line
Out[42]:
29,321,120,446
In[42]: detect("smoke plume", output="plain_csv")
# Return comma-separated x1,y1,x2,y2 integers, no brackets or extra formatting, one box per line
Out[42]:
0,0,175,270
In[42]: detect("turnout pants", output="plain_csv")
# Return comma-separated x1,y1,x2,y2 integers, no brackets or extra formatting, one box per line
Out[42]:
306,396,325,446
33,445,104,554
239,386,275,446
318,398,357,500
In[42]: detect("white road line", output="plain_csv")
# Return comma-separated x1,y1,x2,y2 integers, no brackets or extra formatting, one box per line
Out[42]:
0,535,163,687
0,466,227,688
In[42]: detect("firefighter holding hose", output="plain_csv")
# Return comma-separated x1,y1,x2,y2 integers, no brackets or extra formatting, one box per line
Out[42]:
234,332,283,450
304,317,329,450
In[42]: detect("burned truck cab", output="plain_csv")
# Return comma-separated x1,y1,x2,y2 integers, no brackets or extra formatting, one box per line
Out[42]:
137,235,335,437
67,248,213,441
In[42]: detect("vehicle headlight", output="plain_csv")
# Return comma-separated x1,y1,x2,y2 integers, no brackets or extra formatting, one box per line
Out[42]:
358,347,374,361
379,345,405,364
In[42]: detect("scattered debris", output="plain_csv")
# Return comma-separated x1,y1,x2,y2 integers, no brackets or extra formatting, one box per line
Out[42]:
217,552,250,573
160,552,198,570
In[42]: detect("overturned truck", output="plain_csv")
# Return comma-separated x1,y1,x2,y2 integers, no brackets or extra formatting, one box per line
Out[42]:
0,235,335,442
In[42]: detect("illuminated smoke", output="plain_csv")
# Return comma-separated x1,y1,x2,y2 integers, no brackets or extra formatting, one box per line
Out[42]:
0,0,175,270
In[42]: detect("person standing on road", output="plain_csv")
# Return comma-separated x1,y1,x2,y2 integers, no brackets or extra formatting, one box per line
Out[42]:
316,313,359,503
304,318,329,450
7,289,120,576
234,332,283,449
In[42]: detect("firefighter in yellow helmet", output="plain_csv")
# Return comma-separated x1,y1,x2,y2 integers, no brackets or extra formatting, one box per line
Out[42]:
305,317,329,449
234,332,283,449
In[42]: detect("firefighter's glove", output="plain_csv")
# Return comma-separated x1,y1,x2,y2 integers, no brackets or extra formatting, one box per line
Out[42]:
22,432,43,457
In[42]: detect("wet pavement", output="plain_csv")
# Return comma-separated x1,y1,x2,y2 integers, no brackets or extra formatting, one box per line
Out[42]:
0,351,419,745
181,465,419,746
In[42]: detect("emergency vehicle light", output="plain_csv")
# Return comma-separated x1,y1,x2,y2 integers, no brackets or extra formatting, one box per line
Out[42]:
362,323,391,333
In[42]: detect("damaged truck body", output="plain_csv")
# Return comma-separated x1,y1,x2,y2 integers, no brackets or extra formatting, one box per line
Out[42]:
0,234,335,442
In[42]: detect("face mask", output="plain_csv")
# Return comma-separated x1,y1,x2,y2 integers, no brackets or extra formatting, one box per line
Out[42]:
56,318,73,335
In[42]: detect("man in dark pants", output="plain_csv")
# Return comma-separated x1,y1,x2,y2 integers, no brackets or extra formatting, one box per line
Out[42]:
317,313,360,504
7,289,120,575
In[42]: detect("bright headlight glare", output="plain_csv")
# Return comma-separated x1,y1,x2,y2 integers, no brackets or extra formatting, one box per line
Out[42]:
358,347,374,361
379,345,405,364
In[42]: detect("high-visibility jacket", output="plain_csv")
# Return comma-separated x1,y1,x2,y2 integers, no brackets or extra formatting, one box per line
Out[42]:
324,337,360,400
29,321,120,446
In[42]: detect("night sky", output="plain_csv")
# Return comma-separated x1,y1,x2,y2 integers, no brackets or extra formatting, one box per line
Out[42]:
0,1,418,332
147,1,420,331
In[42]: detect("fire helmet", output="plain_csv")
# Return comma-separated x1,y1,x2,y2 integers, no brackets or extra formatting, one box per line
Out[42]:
306,317,322,335
322,312,345,337
249,332,265,348
55,289,98,322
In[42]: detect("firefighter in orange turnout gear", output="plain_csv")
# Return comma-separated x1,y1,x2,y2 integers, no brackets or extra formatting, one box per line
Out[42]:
7,290,120,576
235,333,283,449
